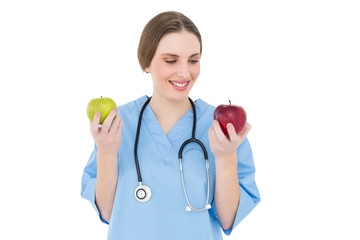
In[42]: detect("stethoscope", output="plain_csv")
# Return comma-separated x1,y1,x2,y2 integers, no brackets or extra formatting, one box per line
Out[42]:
134,97,211,212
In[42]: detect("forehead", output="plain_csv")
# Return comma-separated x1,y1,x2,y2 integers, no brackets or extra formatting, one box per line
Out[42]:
155,31,201,57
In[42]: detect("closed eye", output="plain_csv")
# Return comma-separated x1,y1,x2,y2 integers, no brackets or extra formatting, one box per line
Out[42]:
189,60,199,64
165,60,177,64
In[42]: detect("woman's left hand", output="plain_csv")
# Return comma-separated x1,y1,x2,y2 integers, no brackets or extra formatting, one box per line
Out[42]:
209,121,251,229
208,120,251,160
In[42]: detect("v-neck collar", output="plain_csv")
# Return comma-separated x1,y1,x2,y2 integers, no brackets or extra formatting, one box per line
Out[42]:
142,98,196,160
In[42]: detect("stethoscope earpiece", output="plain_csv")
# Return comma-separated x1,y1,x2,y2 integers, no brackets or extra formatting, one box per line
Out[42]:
185,204,211,212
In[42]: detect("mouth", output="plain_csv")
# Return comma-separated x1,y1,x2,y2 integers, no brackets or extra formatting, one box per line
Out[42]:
169,80,190,88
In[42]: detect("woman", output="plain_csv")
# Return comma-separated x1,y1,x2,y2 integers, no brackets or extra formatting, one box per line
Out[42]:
81,11,260,239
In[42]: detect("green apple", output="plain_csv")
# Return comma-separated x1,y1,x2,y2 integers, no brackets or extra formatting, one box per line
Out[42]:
87,96,117,124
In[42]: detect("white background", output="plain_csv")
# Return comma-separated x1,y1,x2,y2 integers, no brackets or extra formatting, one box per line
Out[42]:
1,0,359,239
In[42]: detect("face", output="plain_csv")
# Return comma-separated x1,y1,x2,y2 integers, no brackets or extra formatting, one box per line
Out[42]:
145,30,201,102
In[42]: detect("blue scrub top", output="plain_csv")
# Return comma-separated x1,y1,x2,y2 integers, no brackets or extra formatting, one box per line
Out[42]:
81,96,260,240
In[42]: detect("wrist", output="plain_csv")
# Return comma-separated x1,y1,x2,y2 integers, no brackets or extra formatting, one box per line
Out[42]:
215,152,237,169
97,148,118,157
97,150,118,164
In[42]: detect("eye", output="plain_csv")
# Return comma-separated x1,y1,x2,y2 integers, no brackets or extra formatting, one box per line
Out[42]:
189,60,199,64
165,60,177,64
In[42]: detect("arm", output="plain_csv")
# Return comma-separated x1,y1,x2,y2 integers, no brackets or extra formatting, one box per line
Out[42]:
214,153,240,230
95,151,118,223
209,121,251,230
90,108,123,223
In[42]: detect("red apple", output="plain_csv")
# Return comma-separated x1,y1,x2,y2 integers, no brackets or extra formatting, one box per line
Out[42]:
214,100,247,137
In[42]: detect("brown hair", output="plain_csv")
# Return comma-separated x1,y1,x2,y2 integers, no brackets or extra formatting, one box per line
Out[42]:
137,11,202,71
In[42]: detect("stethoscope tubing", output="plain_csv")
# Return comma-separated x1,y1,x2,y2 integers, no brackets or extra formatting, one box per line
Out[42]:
134,97,152,183
134,96,211,211
179,156,211,212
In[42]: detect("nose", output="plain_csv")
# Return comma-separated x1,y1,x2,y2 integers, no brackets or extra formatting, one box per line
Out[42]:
176,62,191,79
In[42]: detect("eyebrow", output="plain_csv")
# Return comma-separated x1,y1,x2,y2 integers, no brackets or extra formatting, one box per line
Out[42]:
160,53,200,58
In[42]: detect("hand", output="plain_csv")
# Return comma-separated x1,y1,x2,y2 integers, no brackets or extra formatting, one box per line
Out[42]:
90,107,123,155
208,120,251,160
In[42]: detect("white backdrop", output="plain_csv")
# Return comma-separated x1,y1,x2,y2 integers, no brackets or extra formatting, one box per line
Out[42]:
1,0,359,239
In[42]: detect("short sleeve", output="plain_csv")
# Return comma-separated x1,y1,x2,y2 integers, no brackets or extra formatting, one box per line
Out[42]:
81,144,109,225
209,137,260,235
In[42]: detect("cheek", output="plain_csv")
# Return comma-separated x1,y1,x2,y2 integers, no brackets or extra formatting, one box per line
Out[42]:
191,64,201,79
152,62,173,79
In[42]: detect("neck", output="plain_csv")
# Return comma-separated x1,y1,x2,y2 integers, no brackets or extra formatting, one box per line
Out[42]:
149,94,192,134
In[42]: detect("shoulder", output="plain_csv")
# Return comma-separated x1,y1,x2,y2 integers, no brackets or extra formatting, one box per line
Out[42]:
193,98,216,134
194,98,216,119
117,95,149,117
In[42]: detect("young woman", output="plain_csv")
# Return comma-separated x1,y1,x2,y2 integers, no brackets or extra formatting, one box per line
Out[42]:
81,11,260,239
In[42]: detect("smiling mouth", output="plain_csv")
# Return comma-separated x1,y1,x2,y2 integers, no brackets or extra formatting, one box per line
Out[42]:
169,80,190,87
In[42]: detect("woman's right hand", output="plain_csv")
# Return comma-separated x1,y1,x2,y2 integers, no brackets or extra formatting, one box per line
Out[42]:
90,107,123,155
90,107,122,222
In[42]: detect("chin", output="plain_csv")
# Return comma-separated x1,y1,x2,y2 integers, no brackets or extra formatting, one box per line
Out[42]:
166,94,187,103
171,90,193,101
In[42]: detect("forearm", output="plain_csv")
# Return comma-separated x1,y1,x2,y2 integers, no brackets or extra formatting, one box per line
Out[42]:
95,151,118,223
214,153,240,230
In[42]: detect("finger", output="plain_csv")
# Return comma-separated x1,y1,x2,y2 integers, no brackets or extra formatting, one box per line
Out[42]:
208,126,218,148
208,126,215,142
114,116,123,139
240,123,252,139
109,115,121,136
213,120,228,143
90,112,101,135
227,123,238,142
101,108,118,132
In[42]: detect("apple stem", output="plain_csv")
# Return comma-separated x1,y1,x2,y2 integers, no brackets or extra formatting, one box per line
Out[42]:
101,96,102,98
229,100,231,105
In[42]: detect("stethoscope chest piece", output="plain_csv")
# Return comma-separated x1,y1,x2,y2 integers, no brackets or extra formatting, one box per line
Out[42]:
135,183,151,202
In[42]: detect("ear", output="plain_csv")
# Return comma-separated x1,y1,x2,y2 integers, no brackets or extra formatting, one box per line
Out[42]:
144,67,150,73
